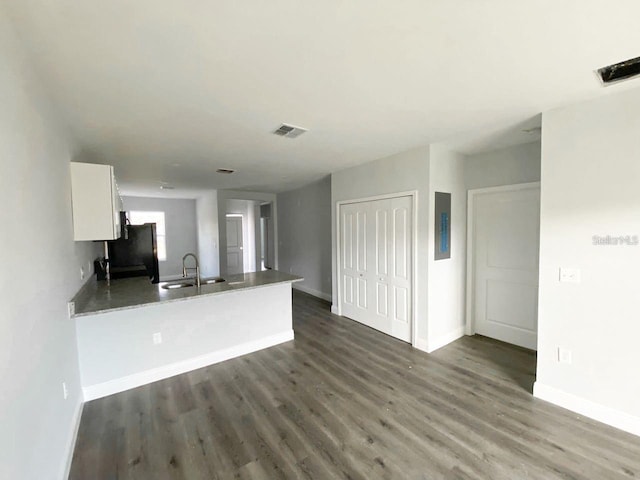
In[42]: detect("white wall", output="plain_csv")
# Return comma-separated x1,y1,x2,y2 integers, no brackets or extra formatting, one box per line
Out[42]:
195,191,220,278
535,87,640,436
331,147,430,348
217,190,277,275
427,145,467,352
465,141,541,190
77,283,294,400
277,176,332,301
122,196,197,279
0,12,100,479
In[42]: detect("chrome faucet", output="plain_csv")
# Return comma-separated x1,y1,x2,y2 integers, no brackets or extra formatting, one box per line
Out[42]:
182,253,201,287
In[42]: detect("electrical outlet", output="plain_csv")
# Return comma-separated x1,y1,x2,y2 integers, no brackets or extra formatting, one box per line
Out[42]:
80,266,85,281
558,347,572,364
153,332,162,345
62,382,68,400
67,302,75,318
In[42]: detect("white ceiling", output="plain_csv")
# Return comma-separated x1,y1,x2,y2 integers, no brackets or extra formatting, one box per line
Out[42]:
5,0,640,196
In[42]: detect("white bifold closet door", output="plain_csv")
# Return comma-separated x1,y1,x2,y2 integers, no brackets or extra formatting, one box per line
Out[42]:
340,196,412,343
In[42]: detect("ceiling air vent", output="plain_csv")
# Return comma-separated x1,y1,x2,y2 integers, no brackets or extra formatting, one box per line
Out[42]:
273,123,307,138
598,56,640,85
216,168,235,174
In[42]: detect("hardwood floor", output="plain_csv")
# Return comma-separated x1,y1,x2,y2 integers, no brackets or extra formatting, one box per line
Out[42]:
69,291,640,479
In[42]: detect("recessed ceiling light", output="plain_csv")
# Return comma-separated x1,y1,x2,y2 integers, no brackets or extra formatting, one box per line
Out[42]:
160,185,175,190
216,168,235,174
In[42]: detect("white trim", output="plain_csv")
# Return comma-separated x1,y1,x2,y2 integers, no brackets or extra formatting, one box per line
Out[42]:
335,191,419,347
425,326,465,353
61,399,84,480
82,330,294,401
465,182,541,336
293,283,331,302
411,191,419,347
533,382,640,438
414,338,429,353
337,190,419,206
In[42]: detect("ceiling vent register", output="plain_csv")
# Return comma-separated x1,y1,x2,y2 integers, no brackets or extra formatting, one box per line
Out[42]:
598,56,640,85
273,123,307,138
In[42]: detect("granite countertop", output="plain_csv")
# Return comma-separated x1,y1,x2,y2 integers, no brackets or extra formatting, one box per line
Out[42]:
71,270,303,318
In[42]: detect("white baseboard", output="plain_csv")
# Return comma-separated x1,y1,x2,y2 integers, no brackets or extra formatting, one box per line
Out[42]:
414,338,429,353
83,330,294,401
331,305,339,315
425,327,465,353
61,398,84,479
533,382,640,438
292,284,331,302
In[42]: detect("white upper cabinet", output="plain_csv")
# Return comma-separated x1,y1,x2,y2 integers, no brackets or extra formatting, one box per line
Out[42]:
70,162,122,241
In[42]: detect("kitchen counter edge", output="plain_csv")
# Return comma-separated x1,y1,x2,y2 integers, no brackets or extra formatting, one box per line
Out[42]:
71,271,303,318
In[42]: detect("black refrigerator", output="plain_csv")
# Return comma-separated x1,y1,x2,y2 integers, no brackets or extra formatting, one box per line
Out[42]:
107,216,160,283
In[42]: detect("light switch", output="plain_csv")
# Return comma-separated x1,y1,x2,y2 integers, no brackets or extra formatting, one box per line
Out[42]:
559,267,581,284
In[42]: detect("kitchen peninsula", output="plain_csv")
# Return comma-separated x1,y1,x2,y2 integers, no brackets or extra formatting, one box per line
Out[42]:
72,270,302,400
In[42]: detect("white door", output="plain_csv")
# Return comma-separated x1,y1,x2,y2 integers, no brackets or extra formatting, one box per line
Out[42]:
340,196,412,343
226,216,244,274
471,184,540,350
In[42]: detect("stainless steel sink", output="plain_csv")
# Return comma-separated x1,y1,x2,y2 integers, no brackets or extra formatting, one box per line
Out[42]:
161,277,224,289
161,281,196,290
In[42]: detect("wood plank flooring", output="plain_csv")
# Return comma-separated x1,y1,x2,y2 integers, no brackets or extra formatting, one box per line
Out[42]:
69,291,640,479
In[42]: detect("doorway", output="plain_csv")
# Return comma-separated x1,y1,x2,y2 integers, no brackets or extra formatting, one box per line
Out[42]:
466,182,540,350
337,193,415,343
259,202,274,270
224,199,274,274
226,215,244,275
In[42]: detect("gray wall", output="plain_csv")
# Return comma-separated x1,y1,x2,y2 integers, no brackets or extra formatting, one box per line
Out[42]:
427,145,467,351
277,176,332,300
331,147,431,348
464,141,541,190
0,13,100,479
122,196,197,279
535,87,640,434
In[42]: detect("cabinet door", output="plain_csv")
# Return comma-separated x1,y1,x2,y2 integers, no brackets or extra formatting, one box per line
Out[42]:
70,162,122,241
110,168,122,238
